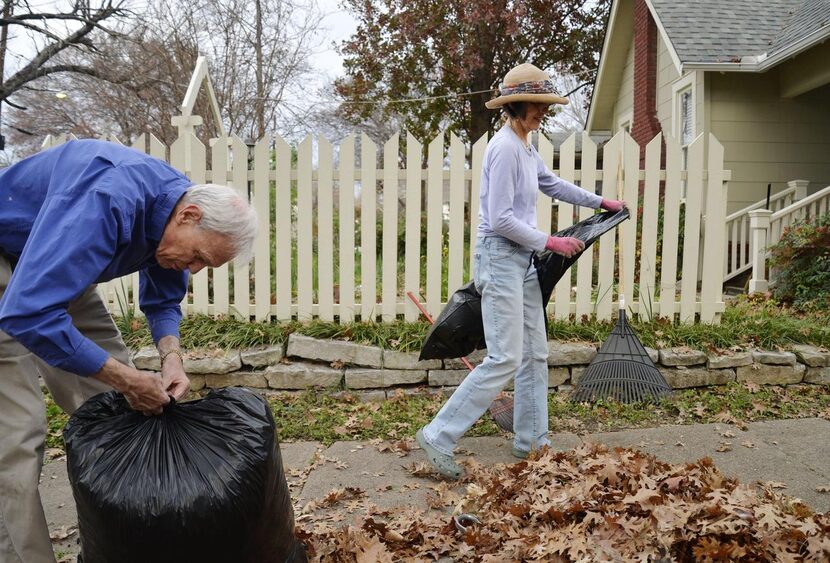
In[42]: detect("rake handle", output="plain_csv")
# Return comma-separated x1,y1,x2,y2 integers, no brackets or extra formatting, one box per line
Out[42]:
406,291,474,371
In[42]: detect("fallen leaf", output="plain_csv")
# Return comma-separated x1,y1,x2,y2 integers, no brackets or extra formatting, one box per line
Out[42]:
49,525,77,541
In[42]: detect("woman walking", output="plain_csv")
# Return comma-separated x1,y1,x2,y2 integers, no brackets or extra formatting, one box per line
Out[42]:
417,63,624,479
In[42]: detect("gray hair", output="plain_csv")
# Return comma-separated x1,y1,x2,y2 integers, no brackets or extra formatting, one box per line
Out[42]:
181,183,258,263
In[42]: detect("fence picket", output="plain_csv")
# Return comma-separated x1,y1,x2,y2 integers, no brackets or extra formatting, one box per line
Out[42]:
274,135,293,320
253,137,272,321
659,136,682,319
297,135,314,320
229,136,250,318
469,134,487,280
360,133,377,321
621,132,639,311
447,133,465,296
576,133,597,318
680,135,705,322
700,134,726,322
189,135,208,314
382,134,400,321
638,133,661,320
131,134,146,153
554,133,576,320
318,136,335,321
149,134,166,160
338,136,356,322
404,133,422,320
426,133,444,318
596,133,622,320
536,133,554,237
211,137,231,316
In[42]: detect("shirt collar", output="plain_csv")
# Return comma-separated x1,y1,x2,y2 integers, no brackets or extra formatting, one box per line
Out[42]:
147,181,190,242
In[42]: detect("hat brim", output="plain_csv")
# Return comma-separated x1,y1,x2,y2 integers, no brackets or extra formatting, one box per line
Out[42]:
485,92,569,109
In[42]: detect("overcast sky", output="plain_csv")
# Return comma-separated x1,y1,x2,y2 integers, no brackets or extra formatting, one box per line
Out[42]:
309,0,357,83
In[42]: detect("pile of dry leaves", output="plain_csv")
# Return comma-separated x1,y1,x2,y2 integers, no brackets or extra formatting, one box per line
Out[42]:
296,443,830,562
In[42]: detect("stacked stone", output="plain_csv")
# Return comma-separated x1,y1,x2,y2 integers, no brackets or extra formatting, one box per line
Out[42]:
130,336,830,396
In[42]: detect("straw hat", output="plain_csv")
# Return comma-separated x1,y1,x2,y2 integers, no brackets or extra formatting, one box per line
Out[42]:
485,63,568,109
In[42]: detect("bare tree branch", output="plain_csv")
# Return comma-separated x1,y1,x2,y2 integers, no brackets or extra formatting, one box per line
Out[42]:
0,0,126,102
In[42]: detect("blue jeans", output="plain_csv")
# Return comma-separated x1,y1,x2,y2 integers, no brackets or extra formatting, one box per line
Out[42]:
423,235,550,455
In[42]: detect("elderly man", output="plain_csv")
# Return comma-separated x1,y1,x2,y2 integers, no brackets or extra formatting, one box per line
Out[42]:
0,139,257,562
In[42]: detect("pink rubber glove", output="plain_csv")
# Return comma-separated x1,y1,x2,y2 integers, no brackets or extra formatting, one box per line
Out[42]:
545,236,585,258
600,198,626,212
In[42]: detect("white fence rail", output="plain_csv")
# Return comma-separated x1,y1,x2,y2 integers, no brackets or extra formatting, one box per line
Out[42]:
42,130,729,324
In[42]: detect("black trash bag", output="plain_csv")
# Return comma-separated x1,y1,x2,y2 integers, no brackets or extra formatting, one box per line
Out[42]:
419,209,630,360
534,208,630,309
64,387,306,563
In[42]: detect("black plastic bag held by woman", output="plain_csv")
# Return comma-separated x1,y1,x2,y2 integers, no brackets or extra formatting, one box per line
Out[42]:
419,208,629,360
64,387,306,563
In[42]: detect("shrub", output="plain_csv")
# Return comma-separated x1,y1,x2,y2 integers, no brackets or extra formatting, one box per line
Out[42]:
768,213,830,311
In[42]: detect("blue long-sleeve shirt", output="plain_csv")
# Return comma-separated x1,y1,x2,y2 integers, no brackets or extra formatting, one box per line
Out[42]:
478,126,603,250
0,139,192,376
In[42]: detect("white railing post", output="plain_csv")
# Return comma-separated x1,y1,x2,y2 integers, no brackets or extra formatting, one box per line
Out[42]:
789,179,810,201
748,209,772,293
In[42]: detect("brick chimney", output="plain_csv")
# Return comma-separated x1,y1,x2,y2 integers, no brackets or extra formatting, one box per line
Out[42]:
631,0,663,163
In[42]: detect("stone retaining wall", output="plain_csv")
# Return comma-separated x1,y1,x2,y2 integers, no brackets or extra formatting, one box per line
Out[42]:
131,334,830,396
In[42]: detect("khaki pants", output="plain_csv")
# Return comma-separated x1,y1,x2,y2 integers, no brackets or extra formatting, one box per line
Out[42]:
0,256,129,563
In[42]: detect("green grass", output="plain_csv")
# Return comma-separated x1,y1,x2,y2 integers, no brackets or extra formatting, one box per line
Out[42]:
268,382,829,444
116,295,829,352
43,382,829,456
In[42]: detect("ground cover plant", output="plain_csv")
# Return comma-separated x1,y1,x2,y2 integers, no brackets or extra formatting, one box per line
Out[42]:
768,213,830,314
115,294,830,352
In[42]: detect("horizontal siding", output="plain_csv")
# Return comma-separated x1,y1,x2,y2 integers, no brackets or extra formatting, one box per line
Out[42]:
711,74,830,211
656,34,680,131
613,41,635,127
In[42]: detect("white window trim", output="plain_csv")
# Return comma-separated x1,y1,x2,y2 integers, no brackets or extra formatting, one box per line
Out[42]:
671,72,696,143
617,110,633,134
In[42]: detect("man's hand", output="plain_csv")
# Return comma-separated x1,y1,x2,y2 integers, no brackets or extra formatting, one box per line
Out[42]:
158,335,190,401
92,358,170,415
545,235,585,258
160,355,190,401
600,199,626,212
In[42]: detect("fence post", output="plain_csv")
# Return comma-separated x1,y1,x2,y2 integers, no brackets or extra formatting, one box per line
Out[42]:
748,209,772,293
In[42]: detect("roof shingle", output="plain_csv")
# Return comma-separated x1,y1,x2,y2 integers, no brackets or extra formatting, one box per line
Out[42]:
649,0,830,64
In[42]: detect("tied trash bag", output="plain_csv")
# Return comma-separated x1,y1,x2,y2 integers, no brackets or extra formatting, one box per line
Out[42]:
64,387,306,563
419,209,629,360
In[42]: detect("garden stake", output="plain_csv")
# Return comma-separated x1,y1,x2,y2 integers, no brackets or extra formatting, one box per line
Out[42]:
407,291,515,432
570,155,673,403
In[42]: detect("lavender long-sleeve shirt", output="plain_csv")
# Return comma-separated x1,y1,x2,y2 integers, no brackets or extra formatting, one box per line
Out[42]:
478,126,603,251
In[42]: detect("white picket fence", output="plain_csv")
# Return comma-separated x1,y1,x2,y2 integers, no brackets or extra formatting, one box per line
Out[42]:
42,129,729,324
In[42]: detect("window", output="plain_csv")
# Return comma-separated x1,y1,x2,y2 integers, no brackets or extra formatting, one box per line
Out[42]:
672,73,697,199
617,111,633,134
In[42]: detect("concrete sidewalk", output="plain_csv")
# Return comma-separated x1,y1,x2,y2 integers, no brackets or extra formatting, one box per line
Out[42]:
42,417,830,560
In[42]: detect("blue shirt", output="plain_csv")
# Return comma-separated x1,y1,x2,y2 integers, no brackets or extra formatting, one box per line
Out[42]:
478,126,603,250
0,140,192,376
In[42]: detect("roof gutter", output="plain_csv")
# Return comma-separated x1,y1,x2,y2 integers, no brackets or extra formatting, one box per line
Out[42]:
683,26,830,73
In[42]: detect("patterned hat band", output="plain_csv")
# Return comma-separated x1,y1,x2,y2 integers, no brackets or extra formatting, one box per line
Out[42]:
499,79,556,97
